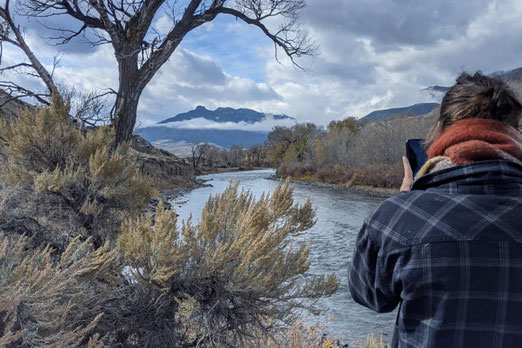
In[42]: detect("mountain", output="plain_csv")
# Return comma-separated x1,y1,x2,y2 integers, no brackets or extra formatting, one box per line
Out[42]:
496,67,522,95
359,103,439,123
422,85,450,95
158,105,293,124
136,106,296,149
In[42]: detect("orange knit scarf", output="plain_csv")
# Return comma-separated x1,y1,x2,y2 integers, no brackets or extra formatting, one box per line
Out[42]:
428,118,522,164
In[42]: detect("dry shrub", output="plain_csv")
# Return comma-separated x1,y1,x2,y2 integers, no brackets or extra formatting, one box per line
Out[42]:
316,165,352,184
248,323,389,348
0,94,156,248
249,322,343,348
278,161,316,178
360,335,390,348
314,163,402,188
0,233,117,347
117,181,339,347
349,163,403,188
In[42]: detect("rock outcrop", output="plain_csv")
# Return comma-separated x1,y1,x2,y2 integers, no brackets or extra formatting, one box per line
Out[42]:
129,134,194,190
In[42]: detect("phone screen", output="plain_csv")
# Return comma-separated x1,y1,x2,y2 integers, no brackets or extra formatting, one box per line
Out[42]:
406,139,427,177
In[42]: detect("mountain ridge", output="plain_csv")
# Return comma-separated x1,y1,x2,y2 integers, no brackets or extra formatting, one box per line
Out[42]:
158,105,294,124
359,103,439,122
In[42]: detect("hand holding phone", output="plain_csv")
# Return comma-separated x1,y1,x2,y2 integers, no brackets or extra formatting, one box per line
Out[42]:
405,139,427,178
400,156,413,192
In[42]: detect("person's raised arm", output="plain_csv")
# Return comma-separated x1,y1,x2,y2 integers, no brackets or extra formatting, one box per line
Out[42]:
348,219,401,313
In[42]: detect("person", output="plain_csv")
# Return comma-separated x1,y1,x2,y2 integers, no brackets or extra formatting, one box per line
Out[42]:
348,72,522,348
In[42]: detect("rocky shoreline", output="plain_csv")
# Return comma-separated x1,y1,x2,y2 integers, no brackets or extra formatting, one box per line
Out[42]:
149,178,210,212
267,175,398,199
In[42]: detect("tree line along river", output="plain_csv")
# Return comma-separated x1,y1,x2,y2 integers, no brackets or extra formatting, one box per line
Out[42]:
172,169,397,343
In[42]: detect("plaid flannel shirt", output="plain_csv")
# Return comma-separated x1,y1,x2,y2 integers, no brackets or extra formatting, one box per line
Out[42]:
348,160,522,348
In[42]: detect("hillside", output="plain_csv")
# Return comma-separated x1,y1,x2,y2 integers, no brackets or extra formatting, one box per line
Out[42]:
0,90,35,121
359,103,439,122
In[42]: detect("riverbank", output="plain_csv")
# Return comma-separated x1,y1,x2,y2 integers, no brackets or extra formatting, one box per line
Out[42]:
197,166,267,174
268,175,398,199
150,178,211,212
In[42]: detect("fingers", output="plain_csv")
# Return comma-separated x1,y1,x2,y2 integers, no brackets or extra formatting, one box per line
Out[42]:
402,156,413,180
400,156,413,192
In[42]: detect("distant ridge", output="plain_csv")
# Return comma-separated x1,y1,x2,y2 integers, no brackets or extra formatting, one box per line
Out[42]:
158,105,294,124
359,103,439,122
137,106,296,148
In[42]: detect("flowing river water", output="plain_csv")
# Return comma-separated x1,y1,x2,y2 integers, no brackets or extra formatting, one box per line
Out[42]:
171,169,397,343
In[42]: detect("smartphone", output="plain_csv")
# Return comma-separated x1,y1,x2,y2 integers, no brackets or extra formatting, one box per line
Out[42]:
406,139,427,177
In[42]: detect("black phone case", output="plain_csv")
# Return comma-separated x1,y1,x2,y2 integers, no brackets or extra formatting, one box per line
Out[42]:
406,139,427,177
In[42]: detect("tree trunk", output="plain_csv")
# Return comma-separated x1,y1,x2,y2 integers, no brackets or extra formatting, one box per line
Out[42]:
113,56,142,144
113,88,140,144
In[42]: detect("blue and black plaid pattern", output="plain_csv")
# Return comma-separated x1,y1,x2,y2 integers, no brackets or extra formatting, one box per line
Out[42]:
348,160,522,348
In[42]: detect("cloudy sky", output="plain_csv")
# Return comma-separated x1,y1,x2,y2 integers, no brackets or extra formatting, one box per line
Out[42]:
4,0,522,126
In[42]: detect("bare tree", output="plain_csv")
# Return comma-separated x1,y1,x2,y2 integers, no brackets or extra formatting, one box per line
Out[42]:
203,144,222,168
0,0,58,104
228,145,243,167
0,1,114,126
17,0,316,144
190,142,210,171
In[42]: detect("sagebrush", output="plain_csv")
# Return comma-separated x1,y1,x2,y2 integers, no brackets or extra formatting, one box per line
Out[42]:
118,181,339,346
0,94,156,249
0,233,116,347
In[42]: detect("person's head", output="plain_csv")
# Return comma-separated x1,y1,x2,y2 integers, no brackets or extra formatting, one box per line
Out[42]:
425,72,522,146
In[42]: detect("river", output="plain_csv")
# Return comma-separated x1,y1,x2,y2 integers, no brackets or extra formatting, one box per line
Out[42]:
171,169,397,343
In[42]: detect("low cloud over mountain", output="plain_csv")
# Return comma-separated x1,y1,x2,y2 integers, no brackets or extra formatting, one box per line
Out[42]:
136,106,296,148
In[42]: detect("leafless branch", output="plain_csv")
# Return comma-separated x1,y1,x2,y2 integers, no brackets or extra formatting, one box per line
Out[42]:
0,0,59,96
0,80,49,105
62,86,115,125
217,2,317,70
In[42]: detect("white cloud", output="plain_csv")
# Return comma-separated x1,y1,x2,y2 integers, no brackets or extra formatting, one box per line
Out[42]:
142,114,297,132
256,0,522,125
138,48,283,119
4,0,522,129
154,15,173,36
